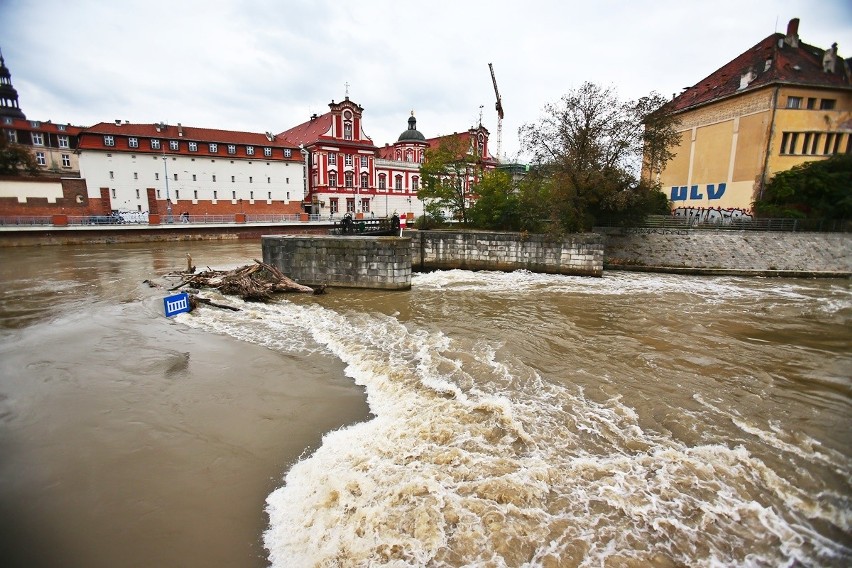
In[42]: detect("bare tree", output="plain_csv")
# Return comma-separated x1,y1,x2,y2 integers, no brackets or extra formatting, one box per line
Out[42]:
520,83,679,231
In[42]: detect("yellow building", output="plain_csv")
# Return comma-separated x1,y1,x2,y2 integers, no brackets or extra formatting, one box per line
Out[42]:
655,18,851,219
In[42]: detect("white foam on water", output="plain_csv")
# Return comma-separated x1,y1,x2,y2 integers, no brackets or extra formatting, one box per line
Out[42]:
177,273,851,566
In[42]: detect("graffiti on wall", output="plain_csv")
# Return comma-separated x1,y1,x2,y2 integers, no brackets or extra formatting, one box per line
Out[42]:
673,206,753,225
670,183,726,201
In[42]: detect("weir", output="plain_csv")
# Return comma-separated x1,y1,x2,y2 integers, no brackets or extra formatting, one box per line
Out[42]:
262,230,604,290
262,235,412,290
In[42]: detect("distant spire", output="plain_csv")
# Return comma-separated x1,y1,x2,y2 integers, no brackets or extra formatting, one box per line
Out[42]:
0,47,26,120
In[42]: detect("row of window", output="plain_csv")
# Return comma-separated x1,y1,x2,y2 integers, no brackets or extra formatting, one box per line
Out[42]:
4,129,72,148
328,198,371,214
110,188,292,202
103,135,292,158
779,131,851,155
326,171,419,190
785,96,837,110
35,152,72,167
108,170,289,184
328,153,369,167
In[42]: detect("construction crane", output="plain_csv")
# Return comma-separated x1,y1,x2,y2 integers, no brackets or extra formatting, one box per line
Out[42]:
488,63,504,162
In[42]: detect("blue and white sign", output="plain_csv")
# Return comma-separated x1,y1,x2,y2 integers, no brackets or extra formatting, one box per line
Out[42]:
164,292,191,317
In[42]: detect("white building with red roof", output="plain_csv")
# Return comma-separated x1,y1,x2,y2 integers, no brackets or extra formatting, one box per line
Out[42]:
77,120,305,219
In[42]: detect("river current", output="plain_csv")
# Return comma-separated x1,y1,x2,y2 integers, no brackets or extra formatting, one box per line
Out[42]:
0,241,850,567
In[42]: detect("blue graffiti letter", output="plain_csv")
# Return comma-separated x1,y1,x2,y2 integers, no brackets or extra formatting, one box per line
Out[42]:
671,186,687,201
707,183,726,199
689,185,704,199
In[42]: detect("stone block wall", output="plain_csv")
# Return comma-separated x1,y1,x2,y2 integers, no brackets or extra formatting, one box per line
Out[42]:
409,230,603,276
602,228,852,275
262,235,412,289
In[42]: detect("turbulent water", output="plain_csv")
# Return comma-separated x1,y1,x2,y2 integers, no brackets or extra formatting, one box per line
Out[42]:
178,268,852,567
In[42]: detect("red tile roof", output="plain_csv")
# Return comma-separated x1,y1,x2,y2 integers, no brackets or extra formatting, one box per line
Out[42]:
81,122,292,147
3,117,83,135
276,112,334,147
665,30,851,114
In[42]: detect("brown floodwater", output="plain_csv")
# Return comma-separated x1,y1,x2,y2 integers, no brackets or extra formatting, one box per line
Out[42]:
0,240,850,567
0,241,369,568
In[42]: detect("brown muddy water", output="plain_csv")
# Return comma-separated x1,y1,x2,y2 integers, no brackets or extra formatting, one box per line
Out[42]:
0,240,850,567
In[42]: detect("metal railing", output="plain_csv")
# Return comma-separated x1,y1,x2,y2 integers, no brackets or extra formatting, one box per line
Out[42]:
0,216,54,227
0,213,332,227
635,215,850,233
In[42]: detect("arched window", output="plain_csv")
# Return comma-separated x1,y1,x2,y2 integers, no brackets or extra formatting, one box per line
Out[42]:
394,175,403,191
329,171,337,187
412,176,419,191
405,149,413,162
360,172,369,188
395,150,401,160
344,122,353,140
378,174,386,189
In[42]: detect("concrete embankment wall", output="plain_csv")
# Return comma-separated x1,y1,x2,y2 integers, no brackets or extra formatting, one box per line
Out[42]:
601,228,852,277
262,235,412,290
0,223,333,247
408,230,604,276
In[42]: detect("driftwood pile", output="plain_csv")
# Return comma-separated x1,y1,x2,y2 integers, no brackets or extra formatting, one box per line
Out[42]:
170,258,324,302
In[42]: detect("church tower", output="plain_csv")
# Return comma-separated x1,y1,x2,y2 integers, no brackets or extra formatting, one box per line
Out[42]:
0,49,27,120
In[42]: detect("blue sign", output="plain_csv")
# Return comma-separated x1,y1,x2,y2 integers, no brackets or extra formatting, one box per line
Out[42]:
164,292,191,317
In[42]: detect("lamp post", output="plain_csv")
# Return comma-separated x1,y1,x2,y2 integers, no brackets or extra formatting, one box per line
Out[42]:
162,154,173,223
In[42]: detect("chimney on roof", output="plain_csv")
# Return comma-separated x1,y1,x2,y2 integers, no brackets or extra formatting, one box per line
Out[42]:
823,43,838,73
124,120,129,124
784,18,800,48
114,119,121,126
310,113,317,121
177,123,184,137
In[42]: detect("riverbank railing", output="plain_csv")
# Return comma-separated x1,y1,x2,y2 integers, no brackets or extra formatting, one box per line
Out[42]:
0,213,328,227
634,215,850,233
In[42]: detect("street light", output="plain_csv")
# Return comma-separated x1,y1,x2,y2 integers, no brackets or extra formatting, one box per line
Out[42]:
162,154,173,223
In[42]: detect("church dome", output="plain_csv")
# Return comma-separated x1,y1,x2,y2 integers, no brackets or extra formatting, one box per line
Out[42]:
397,113,425,142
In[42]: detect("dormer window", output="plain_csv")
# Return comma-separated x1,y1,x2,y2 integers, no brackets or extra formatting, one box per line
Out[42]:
169,140,179,151
264,147,272,157
227,145,236,155
246,145,254,155
189,142,197,152
104,135,115,146
209,143,218,153
128,137,138,148
30,121,40,128
151,139,161,150
284,149,292,158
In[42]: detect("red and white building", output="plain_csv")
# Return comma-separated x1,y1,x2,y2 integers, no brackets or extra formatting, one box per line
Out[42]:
280,96,497,219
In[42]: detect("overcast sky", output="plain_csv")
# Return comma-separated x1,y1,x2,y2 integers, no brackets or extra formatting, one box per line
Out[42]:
2,0,850,161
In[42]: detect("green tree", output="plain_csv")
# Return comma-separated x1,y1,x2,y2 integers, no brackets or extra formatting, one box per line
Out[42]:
417,135,480,224
467,169,520,230
519,82,678,232
753,155,852,219
0,133,39,176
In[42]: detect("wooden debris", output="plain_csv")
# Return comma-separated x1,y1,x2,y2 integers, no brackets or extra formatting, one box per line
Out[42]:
169,259,324,302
